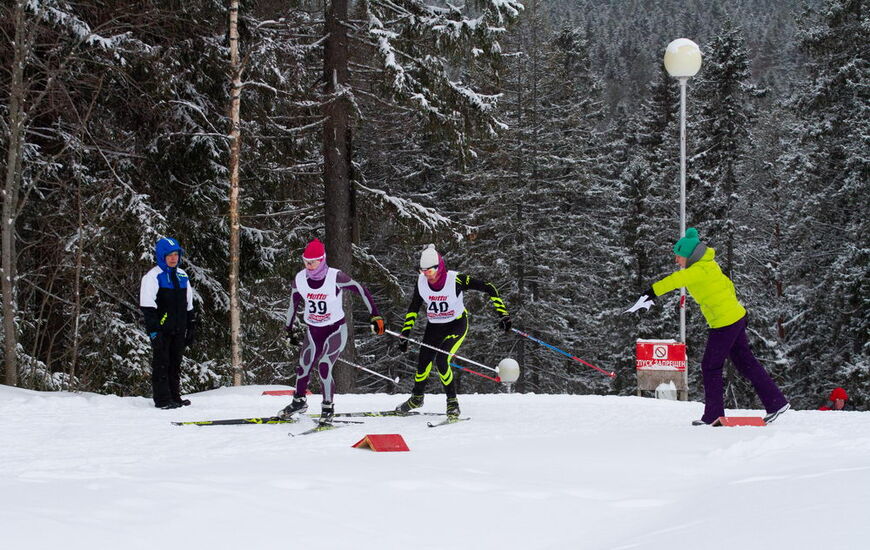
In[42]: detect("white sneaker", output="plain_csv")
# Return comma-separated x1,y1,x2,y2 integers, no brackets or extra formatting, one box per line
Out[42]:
763,403,790,424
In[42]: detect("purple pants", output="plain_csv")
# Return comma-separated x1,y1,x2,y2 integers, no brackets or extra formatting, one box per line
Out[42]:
296,321,348,403
700,316,788,424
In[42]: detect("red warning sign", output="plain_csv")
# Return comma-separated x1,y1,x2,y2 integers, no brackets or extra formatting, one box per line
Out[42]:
636,339,686,371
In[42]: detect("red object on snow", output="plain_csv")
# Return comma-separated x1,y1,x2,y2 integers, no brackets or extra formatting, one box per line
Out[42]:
712,416,766,427
261,389,312,396
352,434,410,452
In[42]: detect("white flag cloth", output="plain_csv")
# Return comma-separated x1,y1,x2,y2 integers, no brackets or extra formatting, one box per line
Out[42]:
625,294,655,314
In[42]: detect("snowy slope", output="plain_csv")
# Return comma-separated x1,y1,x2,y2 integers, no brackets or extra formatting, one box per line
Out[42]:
1,385,868,550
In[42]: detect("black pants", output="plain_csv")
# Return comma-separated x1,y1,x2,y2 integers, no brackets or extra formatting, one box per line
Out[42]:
411,314,469,398
151,331,186,406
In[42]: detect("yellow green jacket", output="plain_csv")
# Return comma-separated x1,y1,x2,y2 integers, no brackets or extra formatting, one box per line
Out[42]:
651,247,746,329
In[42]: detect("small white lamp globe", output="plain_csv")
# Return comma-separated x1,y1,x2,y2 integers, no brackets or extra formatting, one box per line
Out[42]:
664,38,702,78
497,358,520,384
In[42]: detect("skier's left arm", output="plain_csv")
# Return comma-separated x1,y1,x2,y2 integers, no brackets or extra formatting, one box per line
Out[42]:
457,274,512,333
336,271,384,335
185,276,196,346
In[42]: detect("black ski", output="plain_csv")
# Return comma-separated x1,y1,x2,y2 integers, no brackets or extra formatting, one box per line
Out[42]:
172,416,294,426
173,416,363,427
427,417,471,428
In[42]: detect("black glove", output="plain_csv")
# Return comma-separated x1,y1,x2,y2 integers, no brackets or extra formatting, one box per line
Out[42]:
397,333,409,353
370,315,385,335
643,286,656,305
497,316,512,334
285,326,300,347
184,327,196,347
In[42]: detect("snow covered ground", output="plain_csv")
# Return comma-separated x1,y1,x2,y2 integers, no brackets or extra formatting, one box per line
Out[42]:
1,384,868,550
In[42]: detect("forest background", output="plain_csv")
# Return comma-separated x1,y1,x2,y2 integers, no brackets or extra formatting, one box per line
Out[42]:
1,0,867,411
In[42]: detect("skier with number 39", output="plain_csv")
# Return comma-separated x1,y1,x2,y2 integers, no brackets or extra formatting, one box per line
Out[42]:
278,239,385,424
626,228,790,425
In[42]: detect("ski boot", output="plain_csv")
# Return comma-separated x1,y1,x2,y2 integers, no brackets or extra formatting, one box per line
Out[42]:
446,397,461,419
319,401,335,425
395,394,424,414
278,396,308,420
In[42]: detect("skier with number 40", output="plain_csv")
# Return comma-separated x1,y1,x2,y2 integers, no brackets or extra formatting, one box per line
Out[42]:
626,228,790,426
278,239,385,424
394,244,511,419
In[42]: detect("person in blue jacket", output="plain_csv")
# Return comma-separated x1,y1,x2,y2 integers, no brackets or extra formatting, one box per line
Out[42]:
140,237,196,409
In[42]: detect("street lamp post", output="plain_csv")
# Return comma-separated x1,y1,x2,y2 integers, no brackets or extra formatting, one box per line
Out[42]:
664,38,702,344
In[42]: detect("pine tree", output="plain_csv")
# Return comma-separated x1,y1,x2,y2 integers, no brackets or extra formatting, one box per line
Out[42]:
778,0,869,408
687,20,760,276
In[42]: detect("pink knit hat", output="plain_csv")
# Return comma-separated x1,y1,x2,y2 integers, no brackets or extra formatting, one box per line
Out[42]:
302,238,326,260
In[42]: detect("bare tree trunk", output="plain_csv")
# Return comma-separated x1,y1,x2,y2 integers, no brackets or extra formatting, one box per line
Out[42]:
228,0,244,386
2,0,30,386
70,177,83,389
323,0,356,393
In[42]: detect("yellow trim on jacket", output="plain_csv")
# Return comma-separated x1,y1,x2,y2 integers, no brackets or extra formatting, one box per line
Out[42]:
651,247,746,329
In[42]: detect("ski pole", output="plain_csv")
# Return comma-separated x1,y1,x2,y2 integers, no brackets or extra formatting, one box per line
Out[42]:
511,328,616,378
337,357,399,384
384,329,498,373
449,362,501,383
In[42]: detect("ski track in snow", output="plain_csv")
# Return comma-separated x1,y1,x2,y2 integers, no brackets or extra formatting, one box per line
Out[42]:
1,385,869,550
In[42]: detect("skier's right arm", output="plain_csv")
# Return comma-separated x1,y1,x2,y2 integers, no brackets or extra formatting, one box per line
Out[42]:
401,285,423,337
397,286,423,353
285,285,303,333
139,270,160,339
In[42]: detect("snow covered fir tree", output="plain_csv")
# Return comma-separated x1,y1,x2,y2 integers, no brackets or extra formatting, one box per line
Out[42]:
1,0,867,411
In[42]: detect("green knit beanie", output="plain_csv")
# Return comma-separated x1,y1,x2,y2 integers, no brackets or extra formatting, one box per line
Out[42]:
673,227,701,258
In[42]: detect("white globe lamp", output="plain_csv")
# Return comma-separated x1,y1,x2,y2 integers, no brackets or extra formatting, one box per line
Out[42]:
664,39,702,78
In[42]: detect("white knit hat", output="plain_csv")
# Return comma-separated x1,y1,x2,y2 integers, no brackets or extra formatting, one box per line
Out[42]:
419,244,439,269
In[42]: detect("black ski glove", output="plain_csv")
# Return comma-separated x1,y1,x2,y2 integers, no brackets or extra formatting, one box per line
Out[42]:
497,316,512,334
285,326,300,347
397,332,409,353
184,326,196,347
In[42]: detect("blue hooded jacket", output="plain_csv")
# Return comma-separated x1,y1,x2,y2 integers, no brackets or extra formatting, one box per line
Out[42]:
155,237,188,290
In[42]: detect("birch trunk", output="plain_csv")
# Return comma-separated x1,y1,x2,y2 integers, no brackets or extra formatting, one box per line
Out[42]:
228,0,244,386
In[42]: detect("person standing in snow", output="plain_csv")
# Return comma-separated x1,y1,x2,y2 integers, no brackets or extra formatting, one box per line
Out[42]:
627,228,790,425
278,238,385,424
819,387,849,411
394,244,511,418
140,237,196,409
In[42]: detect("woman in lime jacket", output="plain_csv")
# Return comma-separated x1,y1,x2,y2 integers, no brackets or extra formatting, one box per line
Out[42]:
629,228,790,425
